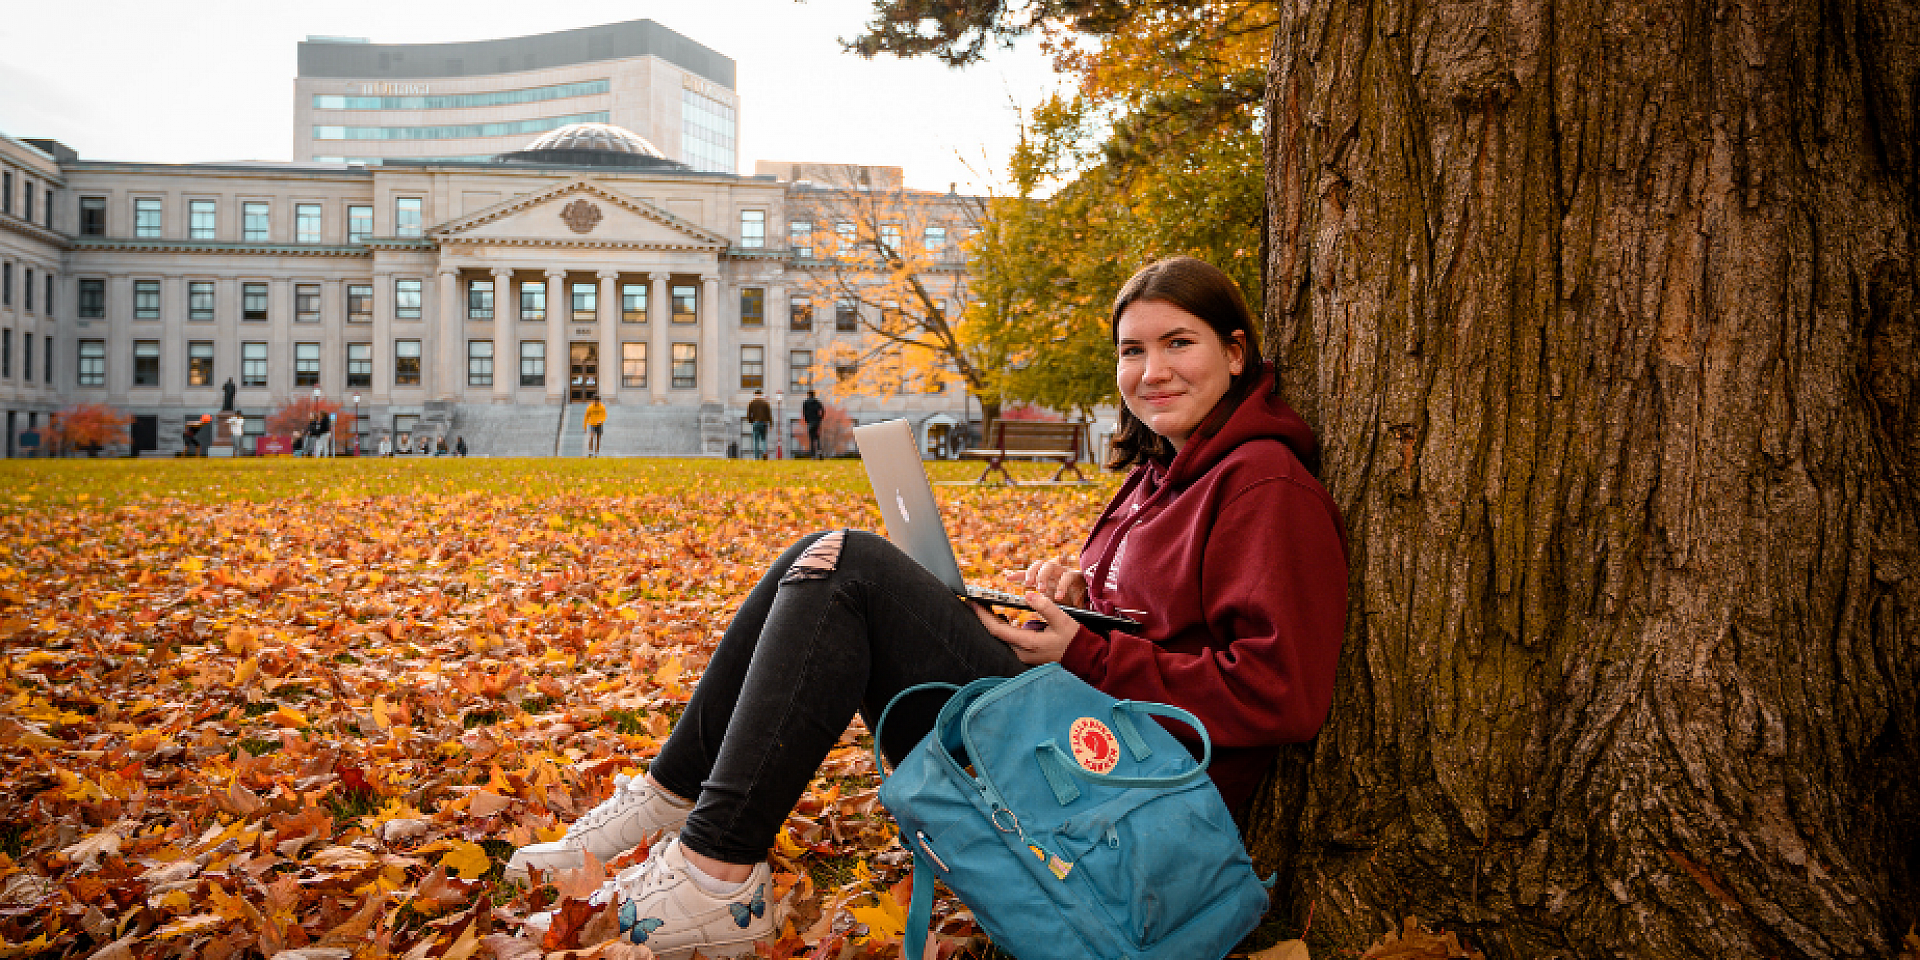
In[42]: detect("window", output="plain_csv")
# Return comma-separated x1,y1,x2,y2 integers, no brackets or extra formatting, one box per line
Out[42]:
395,198,423,237
79,197,106,236
243,202,270,242
188,342,214,386
23,269,32,312
740,345,764,389
182,281,213,321
789,296,812,331
1,173,8,215
1,264,8,305
347,343,372,387
313,79,609,111
789,350,812,391
79,278,106,319
296,284,320,322
22,334,31,383
241,341,267,386
622,342,646,387
395,278,422,319
294,342,320,387
880,223,902,255
740,210,765,248
789,219,813,258
836,221,855,255
622,283,647,322
189,200,216,240
519,340,545,386
44,339,53,385
520,281,545,321
125,340,158,386
348,205,373,242
835,361,858,383
2,330,10,378
924,225,947,256
24,188,33,224
468,280,494,319
572,282,596,321
671,284,697,324
78,340,105,386
740,287,764,327
467,340,493,386
672,343,697,388
134,280,161,320
836,298,858,331
296,204,322,244
42,274,50,317
347,284,372,322
243,282,269,322
135,198,163,238
42,190,49,229
394,340,422,385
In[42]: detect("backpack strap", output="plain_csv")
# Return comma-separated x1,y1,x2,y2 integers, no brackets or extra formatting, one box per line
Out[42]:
902,849,936,960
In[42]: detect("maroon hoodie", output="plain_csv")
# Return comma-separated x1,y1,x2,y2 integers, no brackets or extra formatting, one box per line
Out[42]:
1060,369,1349,812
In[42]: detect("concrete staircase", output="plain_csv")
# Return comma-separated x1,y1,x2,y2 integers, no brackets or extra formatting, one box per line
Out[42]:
438,401,710,457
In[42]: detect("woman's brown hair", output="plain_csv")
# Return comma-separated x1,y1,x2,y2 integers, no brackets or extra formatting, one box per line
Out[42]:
1105,256,1265,471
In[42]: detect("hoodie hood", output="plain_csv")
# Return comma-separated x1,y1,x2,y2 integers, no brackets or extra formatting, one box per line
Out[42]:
1149,366,1320,490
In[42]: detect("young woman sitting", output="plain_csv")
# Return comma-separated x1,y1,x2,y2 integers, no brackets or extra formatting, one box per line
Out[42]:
509,256,1349,959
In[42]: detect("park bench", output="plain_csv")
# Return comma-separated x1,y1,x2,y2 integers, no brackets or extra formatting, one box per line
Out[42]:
959,420,1090,484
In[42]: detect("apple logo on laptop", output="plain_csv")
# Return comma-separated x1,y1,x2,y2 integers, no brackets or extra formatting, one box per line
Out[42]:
896,491,910,524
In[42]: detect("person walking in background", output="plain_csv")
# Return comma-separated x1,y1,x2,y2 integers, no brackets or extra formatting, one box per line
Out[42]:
746,389,772,459
181,415,208,457
584,396,608,458
802,389,825,459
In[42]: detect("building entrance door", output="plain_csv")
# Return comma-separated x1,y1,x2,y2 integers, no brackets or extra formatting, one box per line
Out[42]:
569,343,599,402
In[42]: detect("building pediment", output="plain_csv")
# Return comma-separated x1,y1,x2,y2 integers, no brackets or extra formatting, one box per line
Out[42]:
433,178,727,251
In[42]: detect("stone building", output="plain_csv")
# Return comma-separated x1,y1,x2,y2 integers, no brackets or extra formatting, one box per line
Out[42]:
0,124,980,457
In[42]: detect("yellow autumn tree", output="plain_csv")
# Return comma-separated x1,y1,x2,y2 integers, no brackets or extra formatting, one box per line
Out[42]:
785,164,1004,423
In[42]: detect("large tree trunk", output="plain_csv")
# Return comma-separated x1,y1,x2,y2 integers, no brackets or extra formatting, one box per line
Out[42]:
1254,1,1920,956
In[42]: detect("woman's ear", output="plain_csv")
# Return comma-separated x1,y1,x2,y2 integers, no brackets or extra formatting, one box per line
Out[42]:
1228,331,1247,376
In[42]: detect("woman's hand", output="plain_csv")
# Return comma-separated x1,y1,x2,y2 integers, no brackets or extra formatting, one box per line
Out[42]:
972,593,1081,665
1006,559,1089,609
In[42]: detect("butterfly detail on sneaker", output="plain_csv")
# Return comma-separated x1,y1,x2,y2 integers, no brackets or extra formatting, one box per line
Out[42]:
617,899,666,945
727,884,766,928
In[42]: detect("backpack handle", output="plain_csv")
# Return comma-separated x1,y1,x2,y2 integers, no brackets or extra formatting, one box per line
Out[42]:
873,682,963,777
1033,701,1212,805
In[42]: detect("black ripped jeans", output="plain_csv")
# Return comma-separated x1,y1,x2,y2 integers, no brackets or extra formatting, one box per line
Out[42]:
648,529,1028,865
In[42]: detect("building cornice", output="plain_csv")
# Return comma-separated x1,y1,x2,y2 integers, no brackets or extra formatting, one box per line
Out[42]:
0,215,69,250
439,238,720,253
68,238,372,257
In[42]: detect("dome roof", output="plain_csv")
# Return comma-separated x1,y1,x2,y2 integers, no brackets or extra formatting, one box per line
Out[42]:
495,123,688,169
520,123,665,157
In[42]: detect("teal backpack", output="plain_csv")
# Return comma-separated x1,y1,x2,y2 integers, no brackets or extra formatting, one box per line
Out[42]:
875,664,1272,960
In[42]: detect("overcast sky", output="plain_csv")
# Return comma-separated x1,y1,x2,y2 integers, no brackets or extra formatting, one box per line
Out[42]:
0,0,1063,194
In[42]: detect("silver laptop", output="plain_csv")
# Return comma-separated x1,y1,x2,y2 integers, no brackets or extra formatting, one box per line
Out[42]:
854,418,1139,632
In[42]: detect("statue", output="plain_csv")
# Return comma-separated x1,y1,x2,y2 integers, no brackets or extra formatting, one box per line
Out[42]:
220,378,237,411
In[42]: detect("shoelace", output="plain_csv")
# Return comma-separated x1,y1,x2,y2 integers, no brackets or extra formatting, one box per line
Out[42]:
561,774,647,844
590,847,674,907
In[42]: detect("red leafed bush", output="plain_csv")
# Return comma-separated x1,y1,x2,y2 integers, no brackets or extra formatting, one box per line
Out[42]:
46,403,132,456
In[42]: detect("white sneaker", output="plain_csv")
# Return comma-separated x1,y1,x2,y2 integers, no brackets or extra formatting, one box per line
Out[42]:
504,773,691,882
523,837,779,960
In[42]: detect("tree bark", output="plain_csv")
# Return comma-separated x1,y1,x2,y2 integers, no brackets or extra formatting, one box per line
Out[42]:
1255,1,1920,957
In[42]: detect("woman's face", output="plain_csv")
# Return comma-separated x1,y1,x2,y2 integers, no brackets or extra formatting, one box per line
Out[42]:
1116,299,1245,451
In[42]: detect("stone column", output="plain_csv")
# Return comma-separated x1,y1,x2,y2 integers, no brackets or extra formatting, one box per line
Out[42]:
545,268,567,403
436,268,459,402
597,270,620,403
371,271,393,404
767,281,787,452
649,271,669,404
491,268,514,403
700,274,721,404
